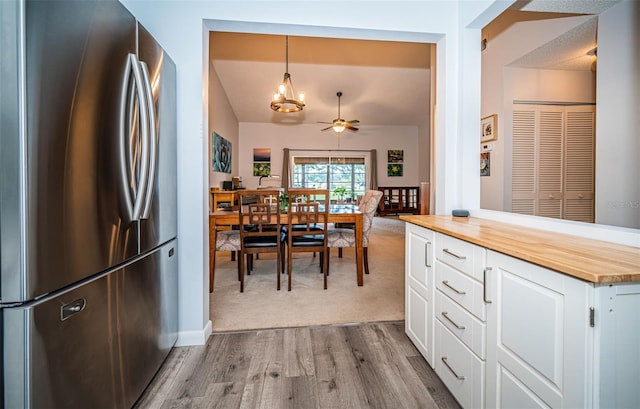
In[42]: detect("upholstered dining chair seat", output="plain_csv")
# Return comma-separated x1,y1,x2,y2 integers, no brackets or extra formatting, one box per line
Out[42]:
291,234,326,246
326,228,357,247
216,230,241,251
244,236,281,248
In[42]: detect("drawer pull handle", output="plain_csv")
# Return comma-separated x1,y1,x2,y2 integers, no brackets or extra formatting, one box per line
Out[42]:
441,357,465,380
442,280,466,295
441,312,466,329
484,267,492,304
425,242,432,268
443,248,466,260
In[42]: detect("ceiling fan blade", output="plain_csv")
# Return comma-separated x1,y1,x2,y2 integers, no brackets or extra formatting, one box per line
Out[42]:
347,120,360,124
317,121,333,124
345,124,359,131
320,126,333,131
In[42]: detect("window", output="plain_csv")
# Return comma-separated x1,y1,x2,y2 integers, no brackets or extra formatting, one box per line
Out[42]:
292,156,366,202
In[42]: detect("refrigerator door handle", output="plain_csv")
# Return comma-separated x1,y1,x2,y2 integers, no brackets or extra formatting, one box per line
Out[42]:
139,60,157,219
130,55,150,222
119,54,135,221
119,53,150,222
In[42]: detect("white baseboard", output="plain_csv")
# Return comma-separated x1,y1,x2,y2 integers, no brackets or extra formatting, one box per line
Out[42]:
175,320,212,346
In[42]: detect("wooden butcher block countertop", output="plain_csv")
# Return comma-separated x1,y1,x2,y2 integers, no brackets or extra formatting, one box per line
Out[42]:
400,215,640,284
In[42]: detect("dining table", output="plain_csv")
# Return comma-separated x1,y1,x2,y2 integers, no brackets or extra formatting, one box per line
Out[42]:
209,204,364,292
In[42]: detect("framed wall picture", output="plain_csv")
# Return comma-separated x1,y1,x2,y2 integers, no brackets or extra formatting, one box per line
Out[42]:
481,114,497,142
253,148,271,176
387,163,403,177
480,152,490,176
212,132,232,173
387,149,404,163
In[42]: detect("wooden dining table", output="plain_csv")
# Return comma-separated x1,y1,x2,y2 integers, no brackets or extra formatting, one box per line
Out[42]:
209,204,364,291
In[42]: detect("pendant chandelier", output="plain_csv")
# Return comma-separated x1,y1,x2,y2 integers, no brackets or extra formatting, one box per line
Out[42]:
270,36,305,113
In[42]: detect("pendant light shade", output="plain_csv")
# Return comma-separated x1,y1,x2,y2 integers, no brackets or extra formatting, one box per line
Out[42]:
270,36,305,113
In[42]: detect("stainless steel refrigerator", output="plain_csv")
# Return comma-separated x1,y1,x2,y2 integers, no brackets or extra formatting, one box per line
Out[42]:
1,0,178,407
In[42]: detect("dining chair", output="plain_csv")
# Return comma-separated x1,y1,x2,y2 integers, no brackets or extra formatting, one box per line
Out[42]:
237,189,283,292
327,189,383,275
283,189,329,290
211,227,241,289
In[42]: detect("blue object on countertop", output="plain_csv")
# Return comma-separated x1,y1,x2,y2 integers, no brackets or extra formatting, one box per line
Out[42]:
452,209,470,217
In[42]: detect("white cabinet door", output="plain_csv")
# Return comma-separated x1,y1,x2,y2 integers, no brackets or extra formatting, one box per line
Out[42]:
405,223,435,366
486,250,592,409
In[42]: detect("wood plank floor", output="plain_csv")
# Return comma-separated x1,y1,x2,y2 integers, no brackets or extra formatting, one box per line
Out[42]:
134,321,461,409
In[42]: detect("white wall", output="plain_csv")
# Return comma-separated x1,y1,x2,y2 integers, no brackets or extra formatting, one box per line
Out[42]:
595,0,640,229
208,63,239,192
238,123,420,189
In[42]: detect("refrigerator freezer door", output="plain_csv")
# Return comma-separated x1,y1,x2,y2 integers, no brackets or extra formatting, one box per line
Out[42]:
3,272,117,408
1,0,140,303
3,239,178,408
137,24,178,253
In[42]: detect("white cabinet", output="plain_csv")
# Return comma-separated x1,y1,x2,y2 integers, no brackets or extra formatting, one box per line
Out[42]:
485,250,640,409
404,221,640,409
434,233,487,409
485,250,591,408
405,223,435,366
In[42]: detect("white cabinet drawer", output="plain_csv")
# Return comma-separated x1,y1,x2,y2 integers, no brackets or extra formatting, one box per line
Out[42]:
436,233,485,281
436,290,486,359
436,260,486,321
435,320,485,409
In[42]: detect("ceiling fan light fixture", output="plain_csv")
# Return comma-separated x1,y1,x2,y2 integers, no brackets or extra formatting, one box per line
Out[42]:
270,36,305,113
332,120,346,133
319,92,360,133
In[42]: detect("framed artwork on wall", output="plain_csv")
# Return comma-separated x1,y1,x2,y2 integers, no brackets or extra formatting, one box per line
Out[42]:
253,148,271,176
480,152,490,176
212,132,232,173
387,149,404,163
481,114,497,142
387,163,403,177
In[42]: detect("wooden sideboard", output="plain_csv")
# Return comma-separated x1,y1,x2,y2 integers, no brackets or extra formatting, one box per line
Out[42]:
378,186,420,216
210,188,237,211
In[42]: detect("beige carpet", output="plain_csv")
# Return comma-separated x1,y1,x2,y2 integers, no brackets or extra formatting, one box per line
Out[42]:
210,216,406,332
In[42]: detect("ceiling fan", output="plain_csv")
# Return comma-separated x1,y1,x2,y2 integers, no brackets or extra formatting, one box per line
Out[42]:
319,92,360,133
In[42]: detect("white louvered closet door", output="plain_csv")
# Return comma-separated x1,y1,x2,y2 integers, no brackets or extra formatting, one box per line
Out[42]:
512,108,536,214
564,107,595,222
511,104,594,222
537,107,564,218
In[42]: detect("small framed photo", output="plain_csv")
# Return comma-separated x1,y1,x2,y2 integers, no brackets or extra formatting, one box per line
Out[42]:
481,114,497,142
480,152,490,176
387,149,403,163
387,164,403,177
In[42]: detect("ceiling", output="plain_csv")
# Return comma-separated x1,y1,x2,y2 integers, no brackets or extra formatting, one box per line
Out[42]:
209,0,619,129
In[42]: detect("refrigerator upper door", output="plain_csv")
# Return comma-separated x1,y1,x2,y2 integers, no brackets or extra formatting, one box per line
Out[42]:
137,24,178,253
1,0,140,302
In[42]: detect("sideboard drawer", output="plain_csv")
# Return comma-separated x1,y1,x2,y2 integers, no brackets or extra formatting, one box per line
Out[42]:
436,261,486,321
436,233,485,281
435,320,485,409
436,290,486,359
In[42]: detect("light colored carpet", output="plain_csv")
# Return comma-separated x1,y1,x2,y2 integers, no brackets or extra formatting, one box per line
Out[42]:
210,216,406,332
